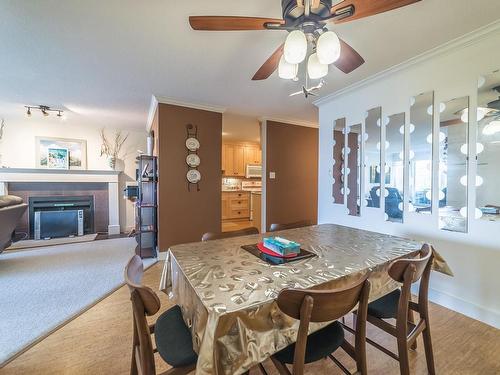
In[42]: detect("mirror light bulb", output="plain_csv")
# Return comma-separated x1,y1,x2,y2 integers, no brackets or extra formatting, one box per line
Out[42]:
427,103,446,115
426,132,446,144
316,31,341,65
284,30,307,64
460,143,484,155
460,207,483,219
483,120,500,135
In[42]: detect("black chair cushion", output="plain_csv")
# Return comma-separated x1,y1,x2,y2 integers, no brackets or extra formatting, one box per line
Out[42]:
368,289,401,319
274,321,344,365
155,305,198,368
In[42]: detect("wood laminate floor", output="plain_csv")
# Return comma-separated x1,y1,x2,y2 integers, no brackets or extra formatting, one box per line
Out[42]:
2,263,499,375
222,220,256,232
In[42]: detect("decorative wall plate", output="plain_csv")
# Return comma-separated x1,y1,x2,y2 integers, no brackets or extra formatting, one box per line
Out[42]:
186,154,201,167
186,169,201,184
185,137,200,151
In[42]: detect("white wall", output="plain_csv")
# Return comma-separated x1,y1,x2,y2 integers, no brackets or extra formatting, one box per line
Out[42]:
316,25,500,328
0,115,146,231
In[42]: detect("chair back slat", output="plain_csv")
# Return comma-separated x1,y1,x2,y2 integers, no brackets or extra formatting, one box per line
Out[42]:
277,276,368,323
388,244,432,283
201,227,259,241
269,220,312,232
125,255,160,375
125,255,161,316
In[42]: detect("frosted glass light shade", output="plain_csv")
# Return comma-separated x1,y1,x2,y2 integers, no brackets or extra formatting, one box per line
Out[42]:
278,55,298,79
316,31,341,65
307,53,328,79
284,30,307,64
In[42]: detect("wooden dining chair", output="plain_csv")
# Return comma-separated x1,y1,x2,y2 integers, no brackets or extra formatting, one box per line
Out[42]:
270,277,371,375
125,255,197,375
201,226,259,241
268,220,312,232
360,244,435,375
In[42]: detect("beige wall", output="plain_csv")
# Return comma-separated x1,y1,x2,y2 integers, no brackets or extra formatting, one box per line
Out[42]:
0,117,146,231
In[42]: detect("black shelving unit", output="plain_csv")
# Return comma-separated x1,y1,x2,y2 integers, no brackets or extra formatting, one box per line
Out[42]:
135,155,158,258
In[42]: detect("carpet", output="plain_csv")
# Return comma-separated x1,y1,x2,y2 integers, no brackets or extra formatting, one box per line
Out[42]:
0,237,157,367
7,233,98,251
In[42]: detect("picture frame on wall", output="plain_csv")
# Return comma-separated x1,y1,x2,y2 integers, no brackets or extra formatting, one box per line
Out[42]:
36,137,87,170
47,147,69,169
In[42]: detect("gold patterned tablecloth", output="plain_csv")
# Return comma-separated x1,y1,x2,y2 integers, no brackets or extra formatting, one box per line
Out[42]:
159,224,447,375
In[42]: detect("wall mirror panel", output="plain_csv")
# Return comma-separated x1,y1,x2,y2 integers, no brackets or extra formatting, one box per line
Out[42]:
364,107,382,209
476,70,500,223
332,118,346,205
438,97,469,233
347,123,361,216
409,91,434,214
385,113,405,223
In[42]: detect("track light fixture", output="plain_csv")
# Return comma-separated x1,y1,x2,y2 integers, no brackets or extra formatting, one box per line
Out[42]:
25,105,64,118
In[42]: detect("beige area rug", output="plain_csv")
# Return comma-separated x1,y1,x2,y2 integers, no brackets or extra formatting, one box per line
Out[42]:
7,233,98,251
0,237,157,367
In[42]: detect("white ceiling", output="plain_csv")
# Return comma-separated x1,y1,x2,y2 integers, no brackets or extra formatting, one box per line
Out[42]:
1,0,499,131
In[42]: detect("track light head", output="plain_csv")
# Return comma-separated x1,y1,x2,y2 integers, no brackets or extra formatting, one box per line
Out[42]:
26,107,32,117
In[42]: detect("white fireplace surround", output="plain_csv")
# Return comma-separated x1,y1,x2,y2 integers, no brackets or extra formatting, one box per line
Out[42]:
0,168,121,235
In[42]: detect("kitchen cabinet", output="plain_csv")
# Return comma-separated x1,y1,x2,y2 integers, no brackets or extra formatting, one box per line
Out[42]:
222,143,259,177
251,192,261,232
244,145,261,165
222,191,250,220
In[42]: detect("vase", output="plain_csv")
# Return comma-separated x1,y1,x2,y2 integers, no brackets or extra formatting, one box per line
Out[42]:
108,156,116,170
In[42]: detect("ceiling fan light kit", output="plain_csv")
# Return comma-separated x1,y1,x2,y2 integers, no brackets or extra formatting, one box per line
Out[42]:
307,53,328,79
189,0,422,89
316,30,341,64
278,55,299,79
284,29,308,64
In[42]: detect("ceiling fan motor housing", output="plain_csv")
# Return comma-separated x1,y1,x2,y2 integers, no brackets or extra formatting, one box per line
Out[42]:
281,0,332,23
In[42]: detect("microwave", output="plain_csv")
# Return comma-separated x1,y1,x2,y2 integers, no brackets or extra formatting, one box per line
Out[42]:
246,164,262,178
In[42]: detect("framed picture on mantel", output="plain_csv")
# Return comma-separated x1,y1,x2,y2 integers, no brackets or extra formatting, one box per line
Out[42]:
36,136,87,170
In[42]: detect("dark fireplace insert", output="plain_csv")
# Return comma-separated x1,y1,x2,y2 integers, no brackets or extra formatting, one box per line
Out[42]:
29,196,94,239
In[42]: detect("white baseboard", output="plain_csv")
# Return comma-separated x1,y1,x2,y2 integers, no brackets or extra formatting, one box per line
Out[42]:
413,285,500,328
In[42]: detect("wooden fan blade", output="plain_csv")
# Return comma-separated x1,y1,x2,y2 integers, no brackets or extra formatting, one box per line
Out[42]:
333,39,365,74
252,44,285,81
331,0,421,23
189,16,284,31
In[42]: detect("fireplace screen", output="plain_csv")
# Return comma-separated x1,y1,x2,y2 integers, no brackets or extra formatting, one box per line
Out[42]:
29,196,94,239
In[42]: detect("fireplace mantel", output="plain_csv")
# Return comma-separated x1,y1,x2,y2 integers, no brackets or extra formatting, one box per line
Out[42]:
0,168,120,183
0,168,122,235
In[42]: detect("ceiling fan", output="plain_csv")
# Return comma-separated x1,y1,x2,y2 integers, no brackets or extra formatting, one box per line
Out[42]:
189,0,422,81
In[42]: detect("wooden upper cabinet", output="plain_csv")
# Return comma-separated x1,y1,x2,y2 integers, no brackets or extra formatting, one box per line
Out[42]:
244,146,261,165
233,145,245,176
222,142,261,176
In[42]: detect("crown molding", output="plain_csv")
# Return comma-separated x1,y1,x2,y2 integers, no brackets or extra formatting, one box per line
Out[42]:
146,95,227,131
314,19,500,106
259,116,318,128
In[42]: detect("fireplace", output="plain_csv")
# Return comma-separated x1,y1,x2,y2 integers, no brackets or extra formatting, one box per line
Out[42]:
29,196,94,239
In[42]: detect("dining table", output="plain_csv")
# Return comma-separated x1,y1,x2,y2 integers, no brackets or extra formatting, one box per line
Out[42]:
159,224,451,375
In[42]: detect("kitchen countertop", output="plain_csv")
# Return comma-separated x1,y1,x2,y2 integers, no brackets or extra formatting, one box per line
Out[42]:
222,189,261,193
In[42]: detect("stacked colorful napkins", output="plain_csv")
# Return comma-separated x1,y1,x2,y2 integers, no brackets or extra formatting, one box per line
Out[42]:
262,237,300,257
